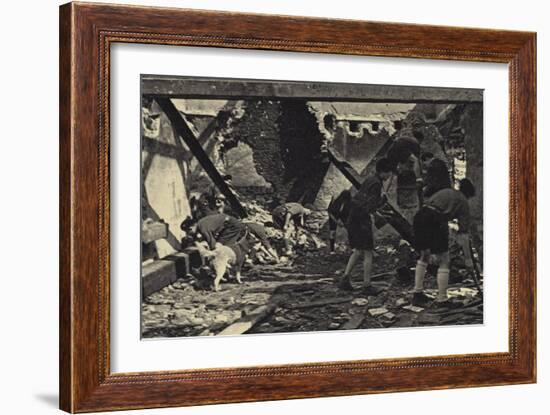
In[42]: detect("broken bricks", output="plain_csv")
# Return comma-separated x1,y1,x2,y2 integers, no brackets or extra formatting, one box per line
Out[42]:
402,305,424,313
368,307,389,317
351,298,369,307
380,312,397,326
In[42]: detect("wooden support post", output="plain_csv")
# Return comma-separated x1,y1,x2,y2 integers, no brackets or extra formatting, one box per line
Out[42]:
155,98,247,218
217,304,277,336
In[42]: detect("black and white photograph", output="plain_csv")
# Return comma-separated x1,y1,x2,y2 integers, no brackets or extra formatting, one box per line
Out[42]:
2,0,545,413
140,75,484,338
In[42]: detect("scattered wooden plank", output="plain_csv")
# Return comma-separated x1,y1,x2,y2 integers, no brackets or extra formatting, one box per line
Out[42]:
368,307,389,317
435,306,483,318
430,299,483,316
403,305,424,313
370,271,394,280
341,313,366,330
288,296,353,309
217,304,277,336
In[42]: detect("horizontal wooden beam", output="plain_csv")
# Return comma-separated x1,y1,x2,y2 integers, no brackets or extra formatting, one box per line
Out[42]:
142,136,191,161
142,75,483,103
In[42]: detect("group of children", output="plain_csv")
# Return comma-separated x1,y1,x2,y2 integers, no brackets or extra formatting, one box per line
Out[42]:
333,137,476,307
181,133,477,306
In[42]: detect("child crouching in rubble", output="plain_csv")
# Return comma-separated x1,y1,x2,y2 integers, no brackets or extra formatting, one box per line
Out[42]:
181,214,282,291
271,202,313,256
243,221,279,264
181,214,252,291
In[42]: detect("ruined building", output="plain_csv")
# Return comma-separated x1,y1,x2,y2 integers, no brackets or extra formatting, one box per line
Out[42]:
141,96,482,266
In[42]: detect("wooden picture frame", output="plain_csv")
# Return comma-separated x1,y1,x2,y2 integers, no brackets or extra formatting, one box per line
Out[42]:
59,2,536,412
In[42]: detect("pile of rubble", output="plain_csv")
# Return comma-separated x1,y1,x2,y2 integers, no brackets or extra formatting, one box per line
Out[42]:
242,199,328,253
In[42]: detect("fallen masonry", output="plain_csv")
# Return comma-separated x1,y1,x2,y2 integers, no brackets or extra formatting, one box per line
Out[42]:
142,241,484,338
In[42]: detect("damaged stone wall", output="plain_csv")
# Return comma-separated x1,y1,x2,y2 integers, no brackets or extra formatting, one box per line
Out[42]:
313,103,413,211
141,99,191,260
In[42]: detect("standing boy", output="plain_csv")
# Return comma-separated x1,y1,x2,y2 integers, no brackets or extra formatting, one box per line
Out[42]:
412,179,476,306
338,158,393,294
421,153,452,198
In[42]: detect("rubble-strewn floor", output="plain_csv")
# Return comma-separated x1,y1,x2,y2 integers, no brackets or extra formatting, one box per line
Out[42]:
142,241,483,338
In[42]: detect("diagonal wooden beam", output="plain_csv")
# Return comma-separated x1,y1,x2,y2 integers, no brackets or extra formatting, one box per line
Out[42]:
326,147,362,189
155,98,247,218
327,147,415,244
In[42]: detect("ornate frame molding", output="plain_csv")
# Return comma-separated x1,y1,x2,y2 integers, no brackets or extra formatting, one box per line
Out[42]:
60,2,536,412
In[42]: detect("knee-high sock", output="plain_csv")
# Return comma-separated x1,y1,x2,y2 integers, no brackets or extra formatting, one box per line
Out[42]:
436,268,450,302
329,220,337,252
363,251,373,287
414,260,428,292
344,250,361,277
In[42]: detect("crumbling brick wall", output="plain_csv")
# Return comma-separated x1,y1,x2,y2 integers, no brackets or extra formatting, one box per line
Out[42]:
222,99,330,206
223,100,288,203
278,100,329,204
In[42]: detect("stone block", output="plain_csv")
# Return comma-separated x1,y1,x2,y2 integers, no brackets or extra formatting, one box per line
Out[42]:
142,260,177,298
142,248,204,297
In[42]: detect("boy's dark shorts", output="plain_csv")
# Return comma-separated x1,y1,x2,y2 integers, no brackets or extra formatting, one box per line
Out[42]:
271,206,288,230
328,214,338,232
346,214,374,250
272,213,285,230
413,206,449,254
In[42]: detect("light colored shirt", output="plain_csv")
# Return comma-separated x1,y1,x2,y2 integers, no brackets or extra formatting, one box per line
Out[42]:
427,188,471,233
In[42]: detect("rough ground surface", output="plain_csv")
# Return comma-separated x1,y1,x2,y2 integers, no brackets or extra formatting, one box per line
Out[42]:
142,237,483,338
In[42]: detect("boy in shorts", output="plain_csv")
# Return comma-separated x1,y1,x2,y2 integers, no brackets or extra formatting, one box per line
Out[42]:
338,158,393,294
412,179,476,306
327,189,352,253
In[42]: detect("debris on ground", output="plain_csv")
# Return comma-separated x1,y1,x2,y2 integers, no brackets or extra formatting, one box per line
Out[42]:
142,235,484,338
402,305,425,313
368,307,389,317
